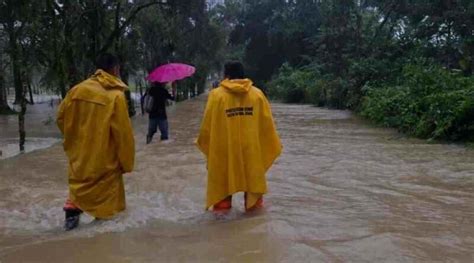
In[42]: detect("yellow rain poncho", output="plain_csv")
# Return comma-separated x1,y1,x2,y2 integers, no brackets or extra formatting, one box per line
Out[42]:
57,70,135,219
197,79,282,210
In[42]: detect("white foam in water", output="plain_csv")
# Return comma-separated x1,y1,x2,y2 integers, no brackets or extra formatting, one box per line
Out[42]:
74,191,204,237
0,182,259,238
1,205,63,234
1,190,203,238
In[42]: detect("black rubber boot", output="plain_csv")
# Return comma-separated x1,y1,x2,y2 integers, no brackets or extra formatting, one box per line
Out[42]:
64,209,82,231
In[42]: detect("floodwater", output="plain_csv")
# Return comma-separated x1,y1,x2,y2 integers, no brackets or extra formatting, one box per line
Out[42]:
0,94,473,262
0,96,62,159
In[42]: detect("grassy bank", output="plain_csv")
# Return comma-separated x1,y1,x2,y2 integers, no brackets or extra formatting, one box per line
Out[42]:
268,63,474,142
360,64,474,142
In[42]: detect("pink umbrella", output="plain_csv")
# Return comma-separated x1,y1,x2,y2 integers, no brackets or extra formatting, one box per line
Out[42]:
147,63,196,83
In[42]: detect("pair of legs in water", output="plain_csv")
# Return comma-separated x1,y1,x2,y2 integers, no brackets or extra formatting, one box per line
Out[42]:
213,193,264,214
63,193,264,230
147,117,169,144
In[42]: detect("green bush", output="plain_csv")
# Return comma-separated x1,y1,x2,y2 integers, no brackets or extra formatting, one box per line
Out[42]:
361,63,474,141
269,64,351,107
270,60,474,142
268,64,319,104
321,77,352,108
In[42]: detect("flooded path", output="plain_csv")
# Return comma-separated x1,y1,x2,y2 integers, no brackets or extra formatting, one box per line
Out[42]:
0,97,62,159
0,94,473,262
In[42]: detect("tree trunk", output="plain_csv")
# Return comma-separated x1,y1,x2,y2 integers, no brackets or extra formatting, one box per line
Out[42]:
27,76,34,104
138,80,144,115
114,0,122,54
124,89,136,117
0,74,6,109
18,85,27,152
8,27,23,105
120,66,136,117
63,1,81,88
0,76,11,112
59,76,67,99
0,52,12,113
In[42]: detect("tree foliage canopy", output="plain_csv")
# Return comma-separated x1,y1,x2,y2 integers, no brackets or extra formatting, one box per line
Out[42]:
0,0,225,105
212,0,474,141
1,0,473,141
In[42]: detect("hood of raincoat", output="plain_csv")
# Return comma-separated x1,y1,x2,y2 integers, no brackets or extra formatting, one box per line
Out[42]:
220,78,253,93
92,69,128,91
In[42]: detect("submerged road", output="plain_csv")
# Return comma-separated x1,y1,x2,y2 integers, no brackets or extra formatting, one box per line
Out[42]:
0,94,473,262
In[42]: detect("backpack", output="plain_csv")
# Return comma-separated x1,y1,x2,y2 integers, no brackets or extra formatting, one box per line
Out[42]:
144,93,154,113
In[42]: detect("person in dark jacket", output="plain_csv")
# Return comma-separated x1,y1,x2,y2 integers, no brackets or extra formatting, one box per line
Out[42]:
146,82,175,144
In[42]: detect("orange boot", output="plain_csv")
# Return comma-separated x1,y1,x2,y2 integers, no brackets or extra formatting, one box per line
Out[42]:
212,196,232,214
244,193,264,212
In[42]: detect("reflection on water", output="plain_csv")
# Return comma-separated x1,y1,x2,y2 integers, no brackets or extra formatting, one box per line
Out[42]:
0,98,62,158
0,138,61,159
0,95,473,262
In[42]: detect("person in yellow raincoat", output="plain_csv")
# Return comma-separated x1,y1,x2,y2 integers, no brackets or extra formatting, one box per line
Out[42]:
196,61,282,214
57,53,135,230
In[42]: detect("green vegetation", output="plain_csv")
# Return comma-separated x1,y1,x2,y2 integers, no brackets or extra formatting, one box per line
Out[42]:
361,62,474,141
1,0,473,143
0,0,225,114
0,0,226,150
213,0,474,142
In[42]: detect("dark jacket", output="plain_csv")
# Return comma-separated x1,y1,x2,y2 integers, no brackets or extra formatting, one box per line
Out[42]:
148,86,175,119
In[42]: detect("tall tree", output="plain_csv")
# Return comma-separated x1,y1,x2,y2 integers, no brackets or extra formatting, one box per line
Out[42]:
0,0,30,104
0,0,36,151
0,33,11,113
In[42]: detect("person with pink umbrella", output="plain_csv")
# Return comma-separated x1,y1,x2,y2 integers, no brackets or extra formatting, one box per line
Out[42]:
145,82,175,143
145,63,195,144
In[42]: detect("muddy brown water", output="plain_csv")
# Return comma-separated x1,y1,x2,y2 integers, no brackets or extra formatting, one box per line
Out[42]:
0,94,473,262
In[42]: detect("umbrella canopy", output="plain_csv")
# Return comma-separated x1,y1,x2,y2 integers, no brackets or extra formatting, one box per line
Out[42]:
147,63,196,83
